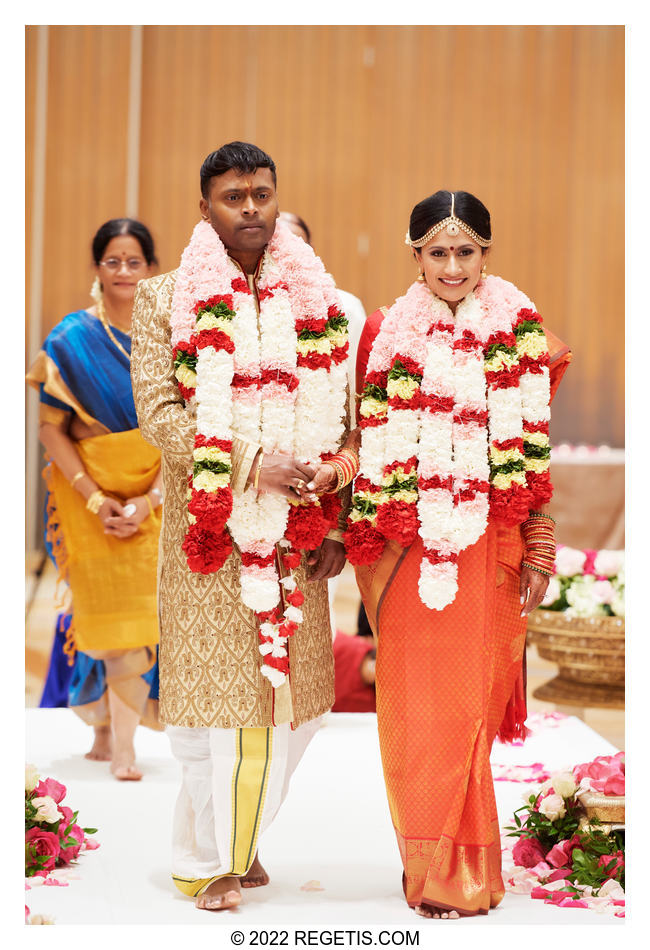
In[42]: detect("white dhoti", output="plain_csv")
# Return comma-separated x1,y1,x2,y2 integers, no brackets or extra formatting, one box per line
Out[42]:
167,717,321,897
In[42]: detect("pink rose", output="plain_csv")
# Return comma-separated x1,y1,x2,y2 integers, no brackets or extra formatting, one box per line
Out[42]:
603,773,625,795
598,851,624,880
512,836,546,868
547,868,573,882
34,777,66,804
25,827,61,874
83,835,100,851
58,823,85,865
546,835,583,868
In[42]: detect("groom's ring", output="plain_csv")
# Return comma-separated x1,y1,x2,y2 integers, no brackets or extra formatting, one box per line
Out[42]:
296,479,306,489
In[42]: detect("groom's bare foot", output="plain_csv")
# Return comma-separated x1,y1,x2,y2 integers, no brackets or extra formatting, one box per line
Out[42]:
85,724,112,761
196,876,242,911
415,905,460,919
241,853,269,888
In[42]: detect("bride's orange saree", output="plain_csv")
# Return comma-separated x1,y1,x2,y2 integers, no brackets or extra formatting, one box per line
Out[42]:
354,310,570,914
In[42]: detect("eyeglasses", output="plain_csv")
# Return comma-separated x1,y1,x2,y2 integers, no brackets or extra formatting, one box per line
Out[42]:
99,258,147,272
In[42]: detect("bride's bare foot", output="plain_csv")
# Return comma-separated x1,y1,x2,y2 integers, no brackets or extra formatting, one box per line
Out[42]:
196,876,242,911
414,905,460,920
110,746,142,781
241,852,269,888
85,724,112,761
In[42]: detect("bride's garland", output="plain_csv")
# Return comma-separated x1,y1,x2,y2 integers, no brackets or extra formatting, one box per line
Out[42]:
170,220,348,687
345,275,551,610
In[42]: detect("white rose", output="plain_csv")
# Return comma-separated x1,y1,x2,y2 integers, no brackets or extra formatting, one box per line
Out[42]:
25,763,39,792
550,771,578,799
541,576,562,607
554,545,587,578
538,793,566,821
593,549,624,578
31,795,61,824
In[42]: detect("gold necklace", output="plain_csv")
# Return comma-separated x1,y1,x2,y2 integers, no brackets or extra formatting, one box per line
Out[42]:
96,299,131,361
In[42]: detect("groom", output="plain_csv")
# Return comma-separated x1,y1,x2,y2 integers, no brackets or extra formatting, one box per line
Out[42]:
130,142,349,910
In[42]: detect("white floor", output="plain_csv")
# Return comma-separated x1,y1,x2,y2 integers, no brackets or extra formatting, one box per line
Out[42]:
25,709,622,929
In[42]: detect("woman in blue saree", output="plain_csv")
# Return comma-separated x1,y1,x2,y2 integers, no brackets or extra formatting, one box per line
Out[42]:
27,219,163,780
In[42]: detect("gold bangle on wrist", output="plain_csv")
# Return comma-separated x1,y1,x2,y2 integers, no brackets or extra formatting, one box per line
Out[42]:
253,450,264,492
86,490,106,515
70,470,85,488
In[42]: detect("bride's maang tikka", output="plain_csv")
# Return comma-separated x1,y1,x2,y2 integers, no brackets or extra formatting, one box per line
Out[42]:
405,191,492,249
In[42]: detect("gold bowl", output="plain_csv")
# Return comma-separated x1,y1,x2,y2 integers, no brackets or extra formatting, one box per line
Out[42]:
527,609,625,708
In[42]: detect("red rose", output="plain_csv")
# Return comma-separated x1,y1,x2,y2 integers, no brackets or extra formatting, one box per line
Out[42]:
58,823,85,865
344,520,386,565
598,851,624,880
286,590,305,607
25,827,61,874
546,835,583,868
375,500,419,547
34,777,66,804
512,836,546,868
188,487,233,531
285,503,329,551
182,524,232,573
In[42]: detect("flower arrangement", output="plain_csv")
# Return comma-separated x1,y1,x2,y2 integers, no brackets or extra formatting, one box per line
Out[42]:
541,546,624,618
504,753,625,914
25,764,99,922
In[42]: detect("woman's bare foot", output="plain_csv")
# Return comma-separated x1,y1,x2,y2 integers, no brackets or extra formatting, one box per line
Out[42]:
110,746,142,781
241,853,269,888
414,905,460,919
196,876,242,911
85,724,112,761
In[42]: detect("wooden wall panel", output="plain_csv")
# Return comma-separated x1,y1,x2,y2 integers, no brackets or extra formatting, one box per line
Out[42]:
27,24,625,480
40,26,132,335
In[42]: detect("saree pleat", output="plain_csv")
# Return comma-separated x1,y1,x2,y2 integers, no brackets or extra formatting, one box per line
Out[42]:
368,525,525,913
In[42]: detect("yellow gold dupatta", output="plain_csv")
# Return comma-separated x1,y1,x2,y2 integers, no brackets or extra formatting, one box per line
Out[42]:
46,428,161,653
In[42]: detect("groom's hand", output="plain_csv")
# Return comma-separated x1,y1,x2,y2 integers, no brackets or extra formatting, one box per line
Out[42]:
306,539,346,581
254,452,317,499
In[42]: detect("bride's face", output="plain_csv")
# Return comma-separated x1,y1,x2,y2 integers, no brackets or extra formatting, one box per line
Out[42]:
416,230,485,306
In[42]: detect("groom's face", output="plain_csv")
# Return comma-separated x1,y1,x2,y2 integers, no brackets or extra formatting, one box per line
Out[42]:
199,167,278,256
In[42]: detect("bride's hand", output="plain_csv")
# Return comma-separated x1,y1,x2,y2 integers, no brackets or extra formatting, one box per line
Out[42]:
300,462,338,499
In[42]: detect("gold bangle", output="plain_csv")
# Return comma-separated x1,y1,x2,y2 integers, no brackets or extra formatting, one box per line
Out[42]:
86,490,106,515
253,450,264,492
145,494,154,517
70,470,85,488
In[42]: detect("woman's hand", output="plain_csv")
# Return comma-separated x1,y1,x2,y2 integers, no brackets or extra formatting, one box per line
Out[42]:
303,462,338,498
519,565,550,617
256,453,317,499
306,539,346,582
98,497,138,539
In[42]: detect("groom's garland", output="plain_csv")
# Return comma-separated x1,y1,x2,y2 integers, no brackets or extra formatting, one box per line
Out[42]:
170,220,348,687
345,275,552,610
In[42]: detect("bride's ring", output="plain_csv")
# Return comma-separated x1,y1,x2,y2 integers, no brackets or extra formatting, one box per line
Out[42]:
296,479,306,489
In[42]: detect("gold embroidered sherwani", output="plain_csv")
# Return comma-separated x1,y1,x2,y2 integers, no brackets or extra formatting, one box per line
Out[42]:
131,269,345,729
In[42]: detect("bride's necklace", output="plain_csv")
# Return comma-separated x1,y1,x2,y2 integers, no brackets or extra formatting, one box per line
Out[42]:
96,298,131,361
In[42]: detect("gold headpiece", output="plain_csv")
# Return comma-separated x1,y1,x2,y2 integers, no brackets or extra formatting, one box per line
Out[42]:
405,191,492,249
